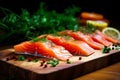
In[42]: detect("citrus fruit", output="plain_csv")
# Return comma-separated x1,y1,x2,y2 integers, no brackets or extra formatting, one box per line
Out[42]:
102,27,120,40
81,12,104,20
87,20,108,30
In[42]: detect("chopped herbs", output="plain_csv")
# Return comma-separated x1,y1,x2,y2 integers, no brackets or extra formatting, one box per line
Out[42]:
115,44,120,50
115,46,120,50
32,59,39,62
112,44,120,50
18,55,25,61
31,37,47,42
102,46,111,53
79,22,97,34
47,58,59,67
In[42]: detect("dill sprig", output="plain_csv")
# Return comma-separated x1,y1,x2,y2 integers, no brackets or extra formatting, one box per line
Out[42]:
31,37,47,42
0,2,80,45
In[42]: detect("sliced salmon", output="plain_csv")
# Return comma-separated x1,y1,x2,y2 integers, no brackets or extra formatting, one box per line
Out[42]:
35,41,72,60
85,35,104,49
47,35,95,56
14,41,36,54
96,30,120,44
14,39,72,60
60,30,104,50
91,33,112,46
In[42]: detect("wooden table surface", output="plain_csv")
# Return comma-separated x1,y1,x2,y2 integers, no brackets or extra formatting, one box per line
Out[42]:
0,46,120,80
75,62,120,80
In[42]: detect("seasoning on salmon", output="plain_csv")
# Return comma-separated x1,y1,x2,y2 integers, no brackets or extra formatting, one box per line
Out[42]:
35,40,72,61
60,30,104,50
14,39,72,61
47,35,95,56
91,33,112,46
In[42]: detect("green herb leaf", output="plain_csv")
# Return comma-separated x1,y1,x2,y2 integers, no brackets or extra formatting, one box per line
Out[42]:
115,44,120,50
47,59,59,67
0,2,81,45
32,59,39,62
102,46,111,53
31,37,47,42
18,55,25,61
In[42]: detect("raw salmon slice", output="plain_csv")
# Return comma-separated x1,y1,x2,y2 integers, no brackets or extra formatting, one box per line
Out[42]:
60,30,104,50
35,41,72,60
14,41,36,54
96,30,120,44
14,39,72,60
92,33,112,46
47,35,95,56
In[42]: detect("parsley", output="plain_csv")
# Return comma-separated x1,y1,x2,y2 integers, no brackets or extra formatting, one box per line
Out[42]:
102,46,111,53
115,44,120,50
31,37,47,42
47,59,59,67
0,2,80,45
18,55,25,61
32,59,39,62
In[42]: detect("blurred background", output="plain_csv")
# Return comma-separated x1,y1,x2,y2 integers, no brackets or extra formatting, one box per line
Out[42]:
0,1,120,80
0,0,120,26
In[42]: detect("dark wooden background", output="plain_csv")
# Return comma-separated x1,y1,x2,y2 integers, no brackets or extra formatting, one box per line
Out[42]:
0,0,120,27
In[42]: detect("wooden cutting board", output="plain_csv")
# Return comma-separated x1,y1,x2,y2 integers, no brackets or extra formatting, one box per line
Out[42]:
0,49,120,80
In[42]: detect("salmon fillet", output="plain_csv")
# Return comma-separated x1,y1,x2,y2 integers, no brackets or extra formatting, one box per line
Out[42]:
47,35,95,56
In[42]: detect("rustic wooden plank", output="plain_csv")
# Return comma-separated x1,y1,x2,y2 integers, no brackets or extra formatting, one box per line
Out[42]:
75,62,120,80
0,49,120,80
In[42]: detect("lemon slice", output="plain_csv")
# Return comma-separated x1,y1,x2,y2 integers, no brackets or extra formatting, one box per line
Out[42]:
87,20,108,30
102,27,120,40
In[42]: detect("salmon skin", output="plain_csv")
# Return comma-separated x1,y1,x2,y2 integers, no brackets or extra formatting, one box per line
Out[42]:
14,39,72,61
60,30,104,50
47,35,95,56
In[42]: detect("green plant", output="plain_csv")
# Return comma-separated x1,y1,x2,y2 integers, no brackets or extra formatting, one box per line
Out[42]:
0,2,80,45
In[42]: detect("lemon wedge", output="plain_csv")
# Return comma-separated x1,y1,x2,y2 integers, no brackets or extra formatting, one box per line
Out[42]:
87,20,108,30
102,27,120,40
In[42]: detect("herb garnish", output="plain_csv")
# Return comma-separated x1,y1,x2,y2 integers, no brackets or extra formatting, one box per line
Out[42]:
115,44,120,50
31,37,47,42
79,22,97,34
32,59,39,62
18,55,25,61
102,46,111,53
47,58,59,67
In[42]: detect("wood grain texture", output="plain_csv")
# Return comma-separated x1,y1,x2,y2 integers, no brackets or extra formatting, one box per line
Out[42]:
0,49,120,80
75,62,120,80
